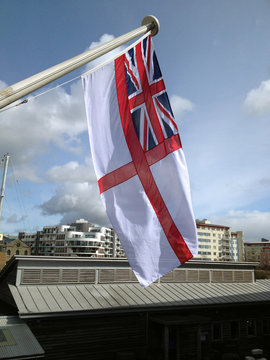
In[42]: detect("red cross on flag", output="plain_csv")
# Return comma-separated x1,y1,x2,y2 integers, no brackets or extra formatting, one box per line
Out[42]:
82,34,198,287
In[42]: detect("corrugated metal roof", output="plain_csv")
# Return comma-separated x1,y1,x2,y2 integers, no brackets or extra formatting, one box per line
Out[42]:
9,280,270,317
0,316,44,359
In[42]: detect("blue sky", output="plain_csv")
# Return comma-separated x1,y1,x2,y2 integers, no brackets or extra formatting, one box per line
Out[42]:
0,0,270,242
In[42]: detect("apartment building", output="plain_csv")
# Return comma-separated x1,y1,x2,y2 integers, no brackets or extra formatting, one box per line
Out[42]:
195,219,244,262
260,246,270,269
244,239,270,263
19,219,125,258
18,218,244,262
231,231,244,262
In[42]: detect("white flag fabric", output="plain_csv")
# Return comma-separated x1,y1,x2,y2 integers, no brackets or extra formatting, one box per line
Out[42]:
82,34,198,287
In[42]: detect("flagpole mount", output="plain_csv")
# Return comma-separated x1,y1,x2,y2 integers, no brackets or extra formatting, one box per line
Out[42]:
141,15,160,36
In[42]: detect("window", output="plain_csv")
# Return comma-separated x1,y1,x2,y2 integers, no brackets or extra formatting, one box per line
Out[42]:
230,321,239,339
212,323,222,340
200,251,211,255
263,318,270,334
7,250,11,256
200,329,210,343
241,320,256,337
246,320,256,336
16,250,19,255
199,245,211,249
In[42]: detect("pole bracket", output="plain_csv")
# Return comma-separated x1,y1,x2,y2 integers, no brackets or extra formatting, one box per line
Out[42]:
141,15,160,36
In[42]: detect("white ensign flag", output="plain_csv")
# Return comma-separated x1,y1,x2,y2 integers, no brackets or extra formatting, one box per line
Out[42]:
82,34,198,287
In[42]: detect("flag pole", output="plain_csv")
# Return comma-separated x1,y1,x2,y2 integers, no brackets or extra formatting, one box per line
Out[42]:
0,154,10,231
0,15,159,110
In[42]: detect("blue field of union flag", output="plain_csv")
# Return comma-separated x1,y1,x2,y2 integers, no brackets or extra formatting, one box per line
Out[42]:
124,36,178,152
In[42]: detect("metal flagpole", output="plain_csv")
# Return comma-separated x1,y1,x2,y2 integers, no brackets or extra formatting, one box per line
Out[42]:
0,154,10,231
0,15,159,110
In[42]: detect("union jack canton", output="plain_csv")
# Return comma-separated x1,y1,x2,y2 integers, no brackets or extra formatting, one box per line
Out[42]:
124,36,179,152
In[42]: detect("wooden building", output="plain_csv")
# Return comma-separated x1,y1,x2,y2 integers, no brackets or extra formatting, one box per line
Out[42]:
0,256,269,360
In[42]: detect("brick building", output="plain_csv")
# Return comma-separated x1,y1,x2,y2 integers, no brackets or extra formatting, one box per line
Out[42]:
0,237,30,270
260,246,270,269
244,240,270,263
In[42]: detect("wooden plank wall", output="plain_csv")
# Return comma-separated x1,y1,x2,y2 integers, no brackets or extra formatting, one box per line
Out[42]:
27,312,147,360
0,265,18,312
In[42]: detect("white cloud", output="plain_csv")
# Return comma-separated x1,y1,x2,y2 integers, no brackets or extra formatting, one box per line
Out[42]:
40,181,109,226
84,34,125,72
1,32,123,184
244,79,270,115
40,157,108,226
88,34,115,51
46,158,96,184
0,33,132,232
6,213,27,224
11,164,43,184
0,79,87,182
210,210,270,242
0,33,130,232
170,94,194,120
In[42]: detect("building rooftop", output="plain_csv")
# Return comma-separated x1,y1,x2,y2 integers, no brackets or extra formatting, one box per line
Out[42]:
196,219,230,230
0,256,267,319
8,279,270,318
245,242,270,245
0,316,44,359
197,223,230,230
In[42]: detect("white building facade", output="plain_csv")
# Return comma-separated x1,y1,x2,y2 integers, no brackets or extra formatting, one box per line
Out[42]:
19,218,243,262
19,219,125,258
195,219,244,262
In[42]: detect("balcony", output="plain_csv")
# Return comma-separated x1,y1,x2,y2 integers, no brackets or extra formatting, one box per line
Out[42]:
220,254,232,261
